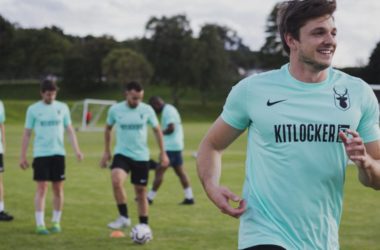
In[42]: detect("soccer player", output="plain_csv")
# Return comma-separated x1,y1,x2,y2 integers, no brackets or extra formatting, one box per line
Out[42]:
147,96,194,205
100,81,169,231
20,79,83,235
197,0,380,249
0,100,13,221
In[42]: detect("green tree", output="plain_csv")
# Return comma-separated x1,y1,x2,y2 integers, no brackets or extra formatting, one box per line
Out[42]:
102,48,153,86
7,26,71,78
62,35,117,90
0,15,15,79
197,24,231,105
259,3,288,68
143,14,194,106
364,42,380,84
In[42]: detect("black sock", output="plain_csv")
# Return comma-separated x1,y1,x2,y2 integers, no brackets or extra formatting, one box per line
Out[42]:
117,204,128,218
139,216,148,224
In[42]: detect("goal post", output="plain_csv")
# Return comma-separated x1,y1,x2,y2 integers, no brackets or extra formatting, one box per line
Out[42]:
71,98,117,132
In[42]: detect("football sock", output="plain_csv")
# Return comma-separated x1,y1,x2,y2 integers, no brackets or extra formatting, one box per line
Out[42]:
147,190,157,200
35,211,45,226
52,210,62,223
139,216,148,224
0,201,4,212
117,203,128,218
184,187,193,199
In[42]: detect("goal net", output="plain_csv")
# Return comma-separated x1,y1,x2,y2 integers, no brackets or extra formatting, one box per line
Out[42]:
71,99,116,132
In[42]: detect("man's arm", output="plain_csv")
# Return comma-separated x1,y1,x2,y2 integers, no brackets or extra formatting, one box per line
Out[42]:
163,123,175,135
152,125,169,167
19,128,32,169
0,124,5,154
100,124,113,168
66,125,84,161
196,117,246,218
339,130,380,190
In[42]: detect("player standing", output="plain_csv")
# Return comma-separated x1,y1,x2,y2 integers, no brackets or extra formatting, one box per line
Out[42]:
20,79,83,234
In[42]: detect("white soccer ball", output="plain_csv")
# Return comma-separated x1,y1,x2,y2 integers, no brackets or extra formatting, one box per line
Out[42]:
130,224,153,244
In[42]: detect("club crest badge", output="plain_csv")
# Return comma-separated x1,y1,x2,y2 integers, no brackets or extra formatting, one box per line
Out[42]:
333,87,350,111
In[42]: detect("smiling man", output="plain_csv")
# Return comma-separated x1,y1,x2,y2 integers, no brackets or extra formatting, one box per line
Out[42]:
197,0,380,249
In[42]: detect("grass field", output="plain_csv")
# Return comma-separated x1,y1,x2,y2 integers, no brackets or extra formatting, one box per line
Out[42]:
0,121,380,249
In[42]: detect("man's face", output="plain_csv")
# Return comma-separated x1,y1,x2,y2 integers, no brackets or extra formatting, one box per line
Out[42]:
294,15,337,71
151,101,163,114
126,89,144,108
41,90,57,104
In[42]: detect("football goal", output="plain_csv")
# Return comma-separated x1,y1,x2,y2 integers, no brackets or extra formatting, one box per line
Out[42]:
71,98,116,132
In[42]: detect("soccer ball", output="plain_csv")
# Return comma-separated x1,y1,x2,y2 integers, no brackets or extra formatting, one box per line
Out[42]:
130,224,153,244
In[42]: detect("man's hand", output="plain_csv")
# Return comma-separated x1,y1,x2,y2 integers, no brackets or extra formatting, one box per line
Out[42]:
205,184,246,218
100,151,112,168
159,152,169,167
19,158,29,170
339,129,368,168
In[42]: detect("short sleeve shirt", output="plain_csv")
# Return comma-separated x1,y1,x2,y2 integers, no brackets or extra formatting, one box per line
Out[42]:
221,64,380,250
161,104,184,151
0,101,5,153
106,101,159,161
25,100,71,157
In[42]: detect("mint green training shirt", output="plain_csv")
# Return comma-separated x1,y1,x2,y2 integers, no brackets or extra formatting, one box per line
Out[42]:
106,101,158,161
221,64,380,250
0,101,5,154
161,104,184,151
25,100,71,157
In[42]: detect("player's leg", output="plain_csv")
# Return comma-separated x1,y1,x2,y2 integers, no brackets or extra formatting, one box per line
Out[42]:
171,151,194,205
51,181,64,233
108,154,131,229
0,154,13,221
35,181,49,234
33,156,50,234
50,155,65,233
173,165,194,205
131,160,150,225
147,165,168,204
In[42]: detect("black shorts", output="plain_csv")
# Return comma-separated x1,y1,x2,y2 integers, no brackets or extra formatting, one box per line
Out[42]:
33,155,65,181
110,154,149,186
166,151,183,168
0,154,4,173
242,245,286,250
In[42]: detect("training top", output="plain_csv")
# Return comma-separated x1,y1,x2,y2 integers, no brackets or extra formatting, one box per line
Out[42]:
25,100,71,157
0,101,5,154
106,101,158,161
221,64,380,250
161,104,184,151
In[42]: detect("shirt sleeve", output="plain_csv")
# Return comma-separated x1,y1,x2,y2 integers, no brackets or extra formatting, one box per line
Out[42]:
25,106,35,129
0,101,5,123
357,83,380,143
106,105,116,126
221,80,250,130
147,106,159,128
63,103,72,127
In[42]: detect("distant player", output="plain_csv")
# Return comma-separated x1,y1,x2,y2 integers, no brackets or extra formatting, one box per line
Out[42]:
0,100,14,221
19,79,83,235
100,81,169,232
147,96,194,205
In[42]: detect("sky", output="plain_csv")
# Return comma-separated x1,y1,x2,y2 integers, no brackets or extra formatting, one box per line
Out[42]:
1,0,379,68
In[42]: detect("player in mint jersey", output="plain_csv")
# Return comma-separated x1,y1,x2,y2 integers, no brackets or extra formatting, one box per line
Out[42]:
100,82,169,232
147,96,194,205
0,100,14,221
197,0,380,249
20,80,83,235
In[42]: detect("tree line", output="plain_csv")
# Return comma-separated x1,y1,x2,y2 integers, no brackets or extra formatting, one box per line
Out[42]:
1,6,380,105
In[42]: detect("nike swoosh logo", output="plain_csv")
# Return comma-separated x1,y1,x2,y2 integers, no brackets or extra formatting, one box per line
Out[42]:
267,99,287,106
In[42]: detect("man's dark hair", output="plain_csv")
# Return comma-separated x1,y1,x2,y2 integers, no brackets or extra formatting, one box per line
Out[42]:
277,0,337,55
40,79,58,93
148,96,164,106
124,81,143,92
